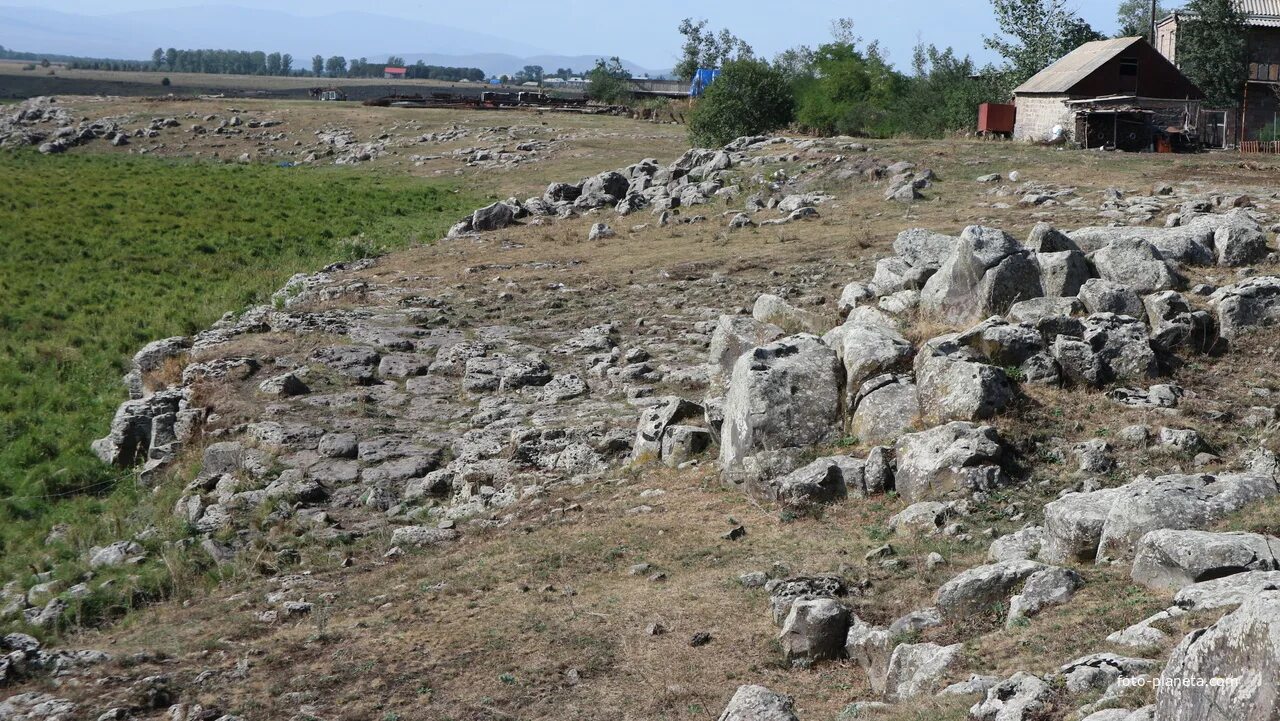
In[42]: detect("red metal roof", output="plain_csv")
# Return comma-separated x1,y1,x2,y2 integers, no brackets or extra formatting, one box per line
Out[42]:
384,67,407,75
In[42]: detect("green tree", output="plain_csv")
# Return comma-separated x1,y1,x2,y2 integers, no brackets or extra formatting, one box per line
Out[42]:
151,47,164,69
673,18,753,81
792,37,904,136
386,55,405,67
266,51,281,76
1117,0,1166,41
515,64,544,84
164,47,178,70
312,54,324,77
1178,0,1247,107
985,0,1106,84
325,56,347,77
688,58,794,146
586,57,630,103
280,53,293,76
895,44,1008,136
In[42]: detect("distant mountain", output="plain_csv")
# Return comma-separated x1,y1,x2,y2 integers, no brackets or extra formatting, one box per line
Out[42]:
0,4,664,77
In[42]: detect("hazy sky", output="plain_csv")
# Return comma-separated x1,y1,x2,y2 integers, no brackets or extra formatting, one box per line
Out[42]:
12,0,1139,69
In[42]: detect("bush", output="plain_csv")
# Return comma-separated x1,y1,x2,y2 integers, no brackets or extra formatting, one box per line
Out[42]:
688,58,794,147
586,57,630,105
161,77,171,86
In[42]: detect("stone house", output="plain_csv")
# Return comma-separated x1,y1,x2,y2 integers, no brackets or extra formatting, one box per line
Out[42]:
1012,36,1204,149
1156,0,1280,145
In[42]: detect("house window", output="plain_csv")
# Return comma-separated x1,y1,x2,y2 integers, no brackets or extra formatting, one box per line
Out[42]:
1119,58,1138,76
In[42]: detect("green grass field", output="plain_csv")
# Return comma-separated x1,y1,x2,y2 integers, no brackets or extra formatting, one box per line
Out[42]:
0,150,480,606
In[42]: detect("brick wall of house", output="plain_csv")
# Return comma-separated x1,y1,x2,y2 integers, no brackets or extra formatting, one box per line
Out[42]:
1013,95,1074,142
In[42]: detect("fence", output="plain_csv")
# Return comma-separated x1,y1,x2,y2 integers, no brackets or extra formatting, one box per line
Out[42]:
1240,140,1280,153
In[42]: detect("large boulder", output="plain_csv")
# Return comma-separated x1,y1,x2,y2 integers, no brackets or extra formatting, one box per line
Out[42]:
720,335,842,481
849,374,920,446
1210,276,1280,340
1155,592,1280,721
1027,223,1080,253
826,308,912,407
581,170,630,200
1091,237,1183,294
1040,488,1124,563
1144,291,1217,353
1097,474,1279,562
914,335,1014,425
752,294,825,334
1078,278,1144,318
770,575,847,626
717,685,800,721
970,672,1054,721
894,228,958,270
632,396,706,462
846,617,894,694
754,455,865,507
919,226,1042,323
893,422,1010,502
1130,530,1280,591
708,315,786,382
1006,566,1084,626
1037,250,1093,297
1174,570,1280,612
884,642,963,700
779,597,850,663
935,560,1046,619
1189,208,1270,266
471,202,516,231
1050,313,1159,387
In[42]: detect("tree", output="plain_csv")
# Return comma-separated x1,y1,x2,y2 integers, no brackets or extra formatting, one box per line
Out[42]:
386,55,405,67
673,18,753,81
791,36,904,136
896,44,1007,136
312,55,324,77
1178,0,1247,107
1117,0,1166,41
586,57,630,103
165,47,178,70
688,58,794,146
515,65,544,84
325,56,347,78
152,48,164,69
985,0,1105,84
280,53,293,76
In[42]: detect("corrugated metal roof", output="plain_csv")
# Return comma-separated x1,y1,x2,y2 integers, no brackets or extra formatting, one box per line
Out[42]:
1174,1,1280,26
1013,37,1143,95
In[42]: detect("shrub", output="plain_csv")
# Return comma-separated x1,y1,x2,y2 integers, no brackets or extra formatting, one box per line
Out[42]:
688,58,794,147
161,77,171,86
585,57,630,104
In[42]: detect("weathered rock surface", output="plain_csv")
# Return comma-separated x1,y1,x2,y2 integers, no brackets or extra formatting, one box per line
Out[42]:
717,685,800,721
720,335,841,482
1130,530,1280,591
893,422,1010,503
1156,592,1280,721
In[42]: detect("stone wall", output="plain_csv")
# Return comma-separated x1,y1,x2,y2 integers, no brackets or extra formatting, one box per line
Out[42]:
1013,94,1074,142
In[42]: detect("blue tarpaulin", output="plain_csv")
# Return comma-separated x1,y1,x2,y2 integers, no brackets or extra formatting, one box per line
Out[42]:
689,68,720,98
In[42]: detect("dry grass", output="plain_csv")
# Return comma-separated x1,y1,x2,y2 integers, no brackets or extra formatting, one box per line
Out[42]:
13,99,1280,719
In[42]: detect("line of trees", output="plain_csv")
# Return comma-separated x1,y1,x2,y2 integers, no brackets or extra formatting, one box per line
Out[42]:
56,46,484,81
684,18,1010,145
684,0,1253,145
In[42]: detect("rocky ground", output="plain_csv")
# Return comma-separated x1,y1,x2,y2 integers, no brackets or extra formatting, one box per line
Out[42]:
4,96,1280,721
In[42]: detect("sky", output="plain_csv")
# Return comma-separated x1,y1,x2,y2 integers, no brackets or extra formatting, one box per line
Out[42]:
9,0,1140,71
